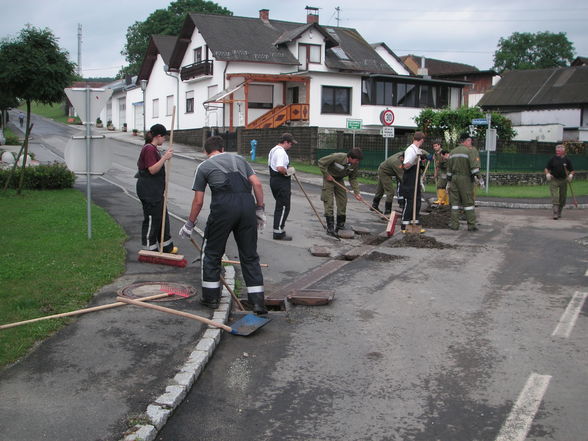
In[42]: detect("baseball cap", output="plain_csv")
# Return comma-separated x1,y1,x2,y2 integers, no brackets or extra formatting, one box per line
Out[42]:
280,133,298,144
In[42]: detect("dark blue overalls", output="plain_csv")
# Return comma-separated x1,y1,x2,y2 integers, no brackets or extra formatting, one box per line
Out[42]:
201,156,265,310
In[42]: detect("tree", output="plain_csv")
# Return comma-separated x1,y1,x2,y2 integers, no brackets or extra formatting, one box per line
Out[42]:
414,107,515,149
493,31,575,73
0,25,76,193
119,0,232,77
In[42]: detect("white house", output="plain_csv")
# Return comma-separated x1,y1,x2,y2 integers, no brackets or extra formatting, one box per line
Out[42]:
105,8,466,134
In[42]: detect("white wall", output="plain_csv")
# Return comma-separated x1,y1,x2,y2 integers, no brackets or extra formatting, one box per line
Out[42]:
144,55,181,131
373,45,411,75
516,108,581,127
513,124,564,142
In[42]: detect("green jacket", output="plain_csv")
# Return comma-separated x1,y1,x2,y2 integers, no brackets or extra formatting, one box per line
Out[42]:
448,145,478,177
378,151,404,180
318,152,360,194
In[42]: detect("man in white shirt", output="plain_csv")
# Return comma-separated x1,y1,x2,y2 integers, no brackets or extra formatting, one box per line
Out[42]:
401,131,426,232
268,133,297,240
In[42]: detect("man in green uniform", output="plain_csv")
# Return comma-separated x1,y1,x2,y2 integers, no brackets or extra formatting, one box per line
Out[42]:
447,133,479,231
432,140,449,205
318,148,363,237
544,144,575,219
372,151,404,215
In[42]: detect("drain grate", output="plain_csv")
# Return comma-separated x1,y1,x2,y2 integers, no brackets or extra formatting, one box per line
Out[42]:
117,282,196,302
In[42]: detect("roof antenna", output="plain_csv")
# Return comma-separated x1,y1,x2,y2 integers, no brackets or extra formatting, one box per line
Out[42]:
335,6,341,27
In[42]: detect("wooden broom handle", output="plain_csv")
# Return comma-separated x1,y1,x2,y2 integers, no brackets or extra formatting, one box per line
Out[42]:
0,293,171,330
117,296,232,333
160,106,176,252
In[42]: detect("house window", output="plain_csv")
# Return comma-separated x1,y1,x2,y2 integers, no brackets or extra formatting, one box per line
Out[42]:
186,90,194,113
321,86,351,114
193,47,202,63
396,83,417,107
375,80,393,106
298,43,321,70
166,95,174,116
152,99,159,118
248,84,273,109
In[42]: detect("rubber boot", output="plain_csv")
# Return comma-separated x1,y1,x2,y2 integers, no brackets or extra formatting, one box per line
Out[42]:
552,205,559,219
433,189,443,205
326,216,338,238
248,292,268,315
336,215,346,232
439,189,449,205
200,295,220,309
370,197,381,213
384,202,392,216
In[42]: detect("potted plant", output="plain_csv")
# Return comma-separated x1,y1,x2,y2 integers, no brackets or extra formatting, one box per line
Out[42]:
107,120,114,131
96,117,103,128
132,128,139,136
122,123,127,132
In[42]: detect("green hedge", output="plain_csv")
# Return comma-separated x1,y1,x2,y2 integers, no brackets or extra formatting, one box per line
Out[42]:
0,162,76,190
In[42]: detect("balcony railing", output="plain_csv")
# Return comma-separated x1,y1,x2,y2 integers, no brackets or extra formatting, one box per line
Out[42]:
180,60,213,81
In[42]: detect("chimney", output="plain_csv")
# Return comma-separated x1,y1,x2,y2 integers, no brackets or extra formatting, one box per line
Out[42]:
306,6,319,24
417,56,429,77
259,9,269,22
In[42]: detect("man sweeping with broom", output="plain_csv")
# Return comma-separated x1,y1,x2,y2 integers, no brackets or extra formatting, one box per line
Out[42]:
179,136,268,315
136,123,178,255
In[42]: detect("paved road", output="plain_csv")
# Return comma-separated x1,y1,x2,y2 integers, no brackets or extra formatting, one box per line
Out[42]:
2,113,587,441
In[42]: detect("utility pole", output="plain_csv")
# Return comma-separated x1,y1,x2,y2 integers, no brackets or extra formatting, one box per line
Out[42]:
335,7,341,27
77,24,82,77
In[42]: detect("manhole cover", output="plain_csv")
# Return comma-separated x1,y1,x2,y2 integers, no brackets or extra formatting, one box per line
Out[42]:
118,282,196,302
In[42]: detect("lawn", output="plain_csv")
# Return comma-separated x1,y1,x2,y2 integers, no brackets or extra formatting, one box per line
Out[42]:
0,189,126,367
18,102,80,125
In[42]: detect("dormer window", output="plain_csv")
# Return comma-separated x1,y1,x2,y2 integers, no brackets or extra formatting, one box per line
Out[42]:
298,43,321,70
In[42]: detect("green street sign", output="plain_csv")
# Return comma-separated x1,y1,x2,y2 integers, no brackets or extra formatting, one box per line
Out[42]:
346,118,362,130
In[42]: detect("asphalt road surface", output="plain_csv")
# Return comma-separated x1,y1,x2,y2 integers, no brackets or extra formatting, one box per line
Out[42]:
9,113,588,441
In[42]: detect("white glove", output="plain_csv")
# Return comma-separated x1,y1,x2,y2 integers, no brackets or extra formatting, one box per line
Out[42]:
179,220,195,239
256,206,266,232
567,174,573,182
286,166,296,176
546,173,552,181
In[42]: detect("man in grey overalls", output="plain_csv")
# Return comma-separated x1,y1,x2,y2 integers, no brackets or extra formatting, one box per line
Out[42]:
179,136,267,314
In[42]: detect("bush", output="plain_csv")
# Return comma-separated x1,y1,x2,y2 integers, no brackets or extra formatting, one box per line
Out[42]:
0,162,76,189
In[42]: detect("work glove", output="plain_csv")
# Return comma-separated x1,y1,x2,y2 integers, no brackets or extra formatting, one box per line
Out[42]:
179,220,195,239
546,173,552,181
256,206,266,232
477,176,486,189
286,166,296,176
567,174,573,182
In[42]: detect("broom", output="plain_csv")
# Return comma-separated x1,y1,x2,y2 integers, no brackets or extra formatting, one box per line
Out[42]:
138,106,187,267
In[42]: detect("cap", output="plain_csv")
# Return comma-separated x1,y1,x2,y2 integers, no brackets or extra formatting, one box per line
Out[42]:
150,124,167,137
459,132,474,142
280,133,298,144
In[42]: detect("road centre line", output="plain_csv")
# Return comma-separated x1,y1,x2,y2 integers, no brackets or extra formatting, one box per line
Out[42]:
551,291,588,338
585,268,588,277
495,373,552,441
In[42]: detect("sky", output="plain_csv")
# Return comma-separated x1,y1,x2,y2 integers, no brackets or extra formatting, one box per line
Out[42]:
1,0,587,78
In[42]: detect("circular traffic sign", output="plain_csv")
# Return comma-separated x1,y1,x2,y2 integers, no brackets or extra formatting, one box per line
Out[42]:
380,109,395,126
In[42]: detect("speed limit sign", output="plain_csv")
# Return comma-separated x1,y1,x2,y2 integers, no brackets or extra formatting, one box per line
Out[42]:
380,109,395,126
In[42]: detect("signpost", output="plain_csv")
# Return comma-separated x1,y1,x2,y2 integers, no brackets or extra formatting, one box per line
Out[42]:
346,118,362,148
64,87,112,238
381,126,395,159
380,109,395,126
471,118,488,126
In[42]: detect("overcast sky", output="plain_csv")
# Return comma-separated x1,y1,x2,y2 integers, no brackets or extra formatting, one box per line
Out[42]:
1,0,587,77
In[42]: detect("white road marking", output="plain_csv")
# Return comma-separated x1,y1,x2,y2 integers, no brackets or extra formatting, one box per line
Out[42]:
552,291,588,338
495,373,552,441
585,268,588,277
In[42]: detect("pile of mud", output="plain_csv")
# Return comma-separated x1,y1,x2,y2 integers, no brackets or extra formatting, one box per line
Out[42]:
419,206,451,229
387,234,454,249
366,251,406,262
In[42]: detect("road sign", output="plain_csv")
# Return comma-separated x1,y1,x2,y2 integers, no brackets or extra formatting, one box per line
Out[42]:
64,136,111,174
346,118,362,130
471,118,488,126
381,127,395,138
485,128,497,151
379,109,395,126
65,88,112,124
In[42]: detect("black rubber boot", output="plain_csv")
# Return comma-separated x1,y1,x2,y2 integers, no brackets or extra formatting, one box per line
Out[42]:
336,215,346,232
384,202,393,216
248,292,268,315
326,216,338,238
200,296,220,309
370,198,381,212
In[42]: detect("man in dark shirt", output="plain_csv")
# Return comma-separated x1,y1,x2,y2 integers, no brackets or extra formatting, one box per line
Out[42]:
544,144,575,219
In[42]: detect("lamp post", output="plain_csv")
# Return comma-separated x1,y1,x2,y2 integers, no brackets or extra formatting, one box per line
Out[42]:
140,79,148,134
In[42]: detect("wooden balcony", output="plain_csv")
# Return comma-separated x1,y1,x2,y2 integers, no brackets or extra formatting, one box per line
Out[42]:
246,103,309,129
180,60,213,81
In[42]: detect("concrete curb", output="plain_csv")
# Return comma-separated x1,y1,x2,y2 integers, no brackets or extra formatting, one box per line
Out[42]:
120,265,235,441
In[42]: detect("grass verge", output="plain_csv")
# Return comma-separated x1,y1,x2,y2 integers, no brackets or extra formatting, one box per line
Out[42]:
252,157,587,197
0,189,126,368
18,102,81,125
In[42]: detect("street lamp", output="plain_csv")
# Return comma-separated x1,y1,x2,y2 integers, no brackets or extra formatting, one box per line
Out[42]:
140,79,148,134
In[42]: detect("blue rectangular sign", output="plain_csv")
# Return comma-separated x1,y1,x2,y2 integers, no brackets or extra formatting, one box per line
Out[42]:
471,118,488,125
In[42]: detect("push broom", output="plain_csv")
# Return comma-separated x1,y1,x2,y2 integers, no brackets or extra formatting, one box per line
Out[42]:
138,106,187,267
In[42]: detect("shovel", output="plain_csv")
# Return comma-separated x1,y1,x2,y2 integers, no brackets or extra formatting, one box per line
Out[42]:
405,159,421,234
116,297,270,336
